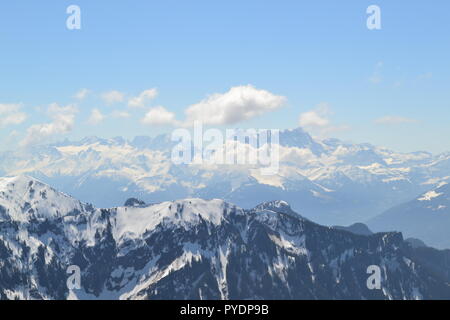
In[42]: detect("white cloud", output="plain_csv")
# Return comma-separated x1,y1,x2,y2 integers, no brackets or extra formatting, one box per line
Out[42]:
20,103,78,147
184,85,286,126
298,103,349,137
128,88,158,108
298,105,330,128
374,116,418,125
279,147,316,165
87,108,105,125
74,88,90,100
101,90,125,105
0,103,27,127
141,106,179,126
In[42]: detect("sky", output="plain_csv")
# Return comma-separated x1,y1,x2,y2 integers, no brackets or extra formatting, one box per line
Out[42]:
0,0,449,153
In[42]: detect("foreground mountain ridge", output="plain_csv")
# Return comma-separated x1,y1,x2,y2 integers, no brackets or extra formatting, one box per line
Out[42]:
0,176,449,300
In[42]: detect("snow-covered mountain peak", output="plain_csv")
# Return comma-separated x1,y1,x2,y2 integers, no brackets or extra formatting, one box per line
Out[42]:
0,178,244,243
53,136,128,147
0,175,85,222
254,200,290,211
279,127,325,155
253,200,301,218
0,175,54,197
417,182,450,203
113,198,243,240
418,190,444,201
1,127,449,227
0,176,449,299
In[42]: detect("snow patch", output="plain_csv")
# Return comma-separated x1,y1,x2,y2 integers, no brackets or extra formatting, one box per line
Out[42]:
418,191,443,201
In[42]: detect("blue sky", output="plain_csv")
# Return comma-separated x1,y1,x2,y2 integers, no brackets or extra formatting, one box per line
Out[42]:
0,0,449,153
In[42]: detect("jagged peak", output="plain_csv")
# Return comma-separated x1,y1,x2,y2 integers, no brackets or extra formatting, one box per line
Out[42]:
0,174,45,189
124,198,146,207
0,175,85,222
255,200,290,209
253,200,299,216
114,198,243,240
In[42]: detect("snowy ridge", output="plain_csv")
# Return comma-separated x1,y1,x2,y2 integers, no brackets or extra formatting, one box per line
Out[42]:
0,175,86,222
0,176,449,300
113,198,243,242
418,190,443,201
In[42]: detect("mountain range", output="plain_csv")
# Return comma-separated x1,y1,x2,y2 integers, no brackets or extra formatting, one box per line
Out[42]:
1,127,449,249
369,182,450,249
0,128,448,229
1,175,449,300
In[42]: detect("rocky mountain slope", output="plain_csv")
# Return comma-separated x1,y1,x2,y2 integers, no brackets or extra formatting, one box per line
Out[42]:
1,176,449,300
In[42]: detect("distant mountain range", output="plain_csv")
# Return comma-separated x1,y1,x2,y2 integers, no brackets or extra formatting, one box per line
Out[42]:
369,182,450,249
0,128,449,229
1,176,449,300
333,223,374,236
